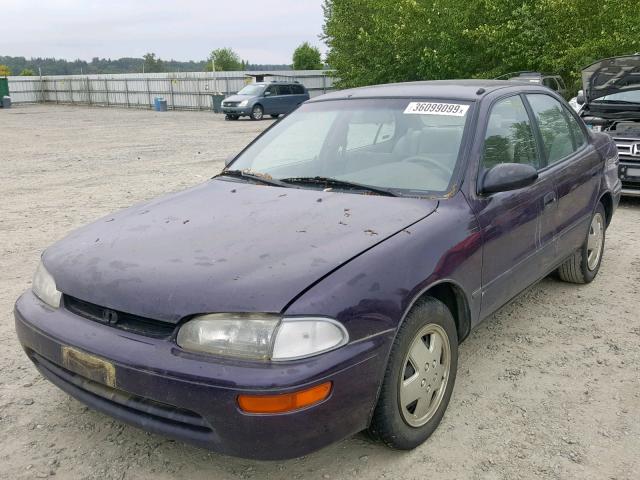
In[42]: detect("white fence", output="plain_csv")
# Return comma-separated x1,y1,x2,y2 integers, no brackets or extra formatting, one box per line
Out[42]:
7,70,337,111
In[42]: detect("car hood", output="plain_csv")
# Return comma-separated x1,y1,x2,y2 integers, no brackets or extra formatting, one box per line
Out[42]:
44,180,437,323
223,94,254,103
582,55,640,103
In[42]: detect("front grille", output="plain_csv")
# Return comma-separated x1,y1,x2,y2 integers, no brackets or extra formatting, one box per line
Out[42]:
29,351,212,435
613,136,640,163
223,101,240,107
64,295,176,339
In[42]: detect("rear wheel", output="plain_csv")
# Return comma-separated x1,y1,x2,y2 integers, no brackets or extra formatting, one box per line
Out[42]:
369,297,458,450
250,104,264,121
557,203,606,284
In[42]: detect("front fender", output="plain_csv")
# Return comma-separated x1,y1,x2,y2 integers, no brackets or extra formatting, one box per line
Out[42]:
284,193,483,343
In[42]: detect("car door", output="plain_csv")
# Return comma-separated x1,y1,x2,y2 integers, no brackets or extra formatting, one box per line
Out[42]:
471,94,557,318
261,85,278,114
276,84,295,114
525,94,601,262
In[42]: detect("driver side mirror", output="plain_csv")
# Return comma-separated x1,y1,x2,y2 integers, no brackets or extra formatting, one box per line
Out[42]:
264,91,272,97
481,163,538,194
576,90,585,105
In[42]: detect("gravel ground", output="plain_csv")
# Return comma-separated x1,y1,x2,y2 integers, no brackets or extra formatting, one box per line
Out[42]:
1,104,639,480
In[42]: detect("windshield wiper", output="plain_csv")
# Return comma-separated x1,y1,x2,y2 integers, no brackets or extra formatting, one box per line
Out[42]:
215,170,292,188
280,176,398,197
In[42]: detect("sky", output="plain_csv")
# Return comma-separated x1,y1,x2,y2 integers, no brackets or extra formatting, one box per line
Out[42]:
1,0,326,64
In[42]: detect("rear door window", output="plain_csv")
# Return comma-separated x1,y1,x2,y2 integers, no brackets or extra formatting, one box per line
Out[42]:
526,94,578,165
276,85,292,95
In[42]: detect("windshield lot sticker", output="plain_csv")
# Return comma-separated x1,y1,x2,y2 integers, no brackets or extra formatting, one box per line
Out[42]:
404,102,469,116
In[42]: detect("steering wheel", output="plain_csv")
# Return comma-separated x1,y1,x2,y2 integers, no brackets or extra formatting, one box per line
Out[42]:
400,155,453,179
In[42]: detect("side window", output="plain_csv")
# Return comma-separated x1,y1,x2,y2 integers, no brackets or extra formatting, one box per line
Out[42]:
563,106,587,149
526,94,577,165
265,85,276,96
346,111,396,151
276,85,292,95
482,96,539,170
291,84,305,95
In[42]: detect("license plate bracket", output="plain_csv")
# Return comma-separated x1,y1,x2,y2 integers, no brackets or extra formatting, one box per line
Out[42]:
62,346,116,388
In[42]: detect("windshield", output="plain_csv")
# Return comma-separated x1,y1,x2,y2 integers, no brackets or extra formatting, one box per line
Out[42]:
229,98,472,195
593,90,640,104
237,84,265,96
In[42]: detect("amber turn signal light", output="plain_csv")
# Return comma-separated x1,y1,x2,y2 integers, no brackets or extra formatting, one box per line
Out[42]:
238,382,332,414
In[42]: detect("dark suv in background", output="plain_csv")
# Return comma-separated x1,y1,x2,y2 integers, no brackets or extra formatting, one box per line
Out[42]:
221,81,310,121
498,72,569,99
578,54,640,197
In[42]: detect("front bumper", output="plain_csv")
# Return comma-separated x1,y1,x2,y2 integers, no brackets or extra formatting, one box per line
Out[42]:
15,291,390,460
221,105,252,116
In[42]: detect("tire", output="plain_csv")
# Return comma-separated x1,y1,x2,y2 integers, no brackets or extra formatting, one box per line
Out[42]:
369,297,458,450
250,104,264,121
557,203,606,284
270,114,280,119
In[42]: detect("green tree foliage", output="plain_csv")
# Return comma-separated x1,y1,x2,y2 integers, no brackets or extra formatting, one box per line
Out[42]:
0,55,293,75
19,68,35,76
143,53,164,73
323,0,640,91
0,64,12,76
293,42,324,70
205,48,243,71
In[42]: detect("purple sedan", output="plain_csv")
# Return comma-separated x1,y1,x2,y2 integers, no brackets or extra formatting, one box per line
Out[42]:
15,80,621,460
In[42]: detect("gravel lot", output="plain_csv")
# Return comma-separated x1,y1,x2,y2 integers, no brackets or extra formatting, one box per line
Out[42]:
1,105,639,480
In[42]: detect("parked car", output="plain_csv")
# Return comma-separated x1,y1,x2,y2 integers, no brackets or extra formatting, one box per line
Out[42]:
221,81,310,121
578,54,640,196
569,89,584,113
498,71,570,99
15,80,621,460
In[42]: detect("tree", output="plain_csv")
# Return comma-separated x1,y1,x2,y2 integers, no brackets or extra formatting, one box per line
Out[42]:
19,68,35,76
293,42,324,70
143,52,164,73
322,0,640,91
0,64,11,76
205,48,242,71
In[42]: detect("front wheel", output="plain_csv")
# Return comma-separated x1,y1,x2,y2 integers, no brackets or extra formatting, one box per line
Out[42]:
250,104,264,121
369,297,458,450
557,203,606,284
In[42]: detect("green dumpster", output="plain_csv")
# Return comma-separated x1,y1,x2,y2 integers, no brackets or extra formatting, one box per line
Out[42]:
0,77,9,104
211,94,224,113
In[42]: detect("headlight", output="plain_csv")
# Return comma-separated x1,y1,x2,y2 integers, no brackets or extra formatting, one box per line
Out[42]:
176,315,348,361
238,100,249,107
32,261,62,308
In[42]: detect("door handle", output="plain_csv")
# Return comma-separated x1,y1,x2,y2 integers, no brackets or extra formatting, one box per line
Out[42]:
544,192,557,208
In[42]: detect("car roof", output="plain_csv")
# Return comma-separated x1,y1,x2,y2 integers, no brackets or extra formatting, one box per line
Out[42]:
309,79,540,103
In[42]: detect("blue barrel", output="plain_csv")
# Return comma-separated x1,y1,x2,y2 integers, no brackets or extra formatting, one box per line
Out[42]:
154,97,165,111
157,99,168,112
